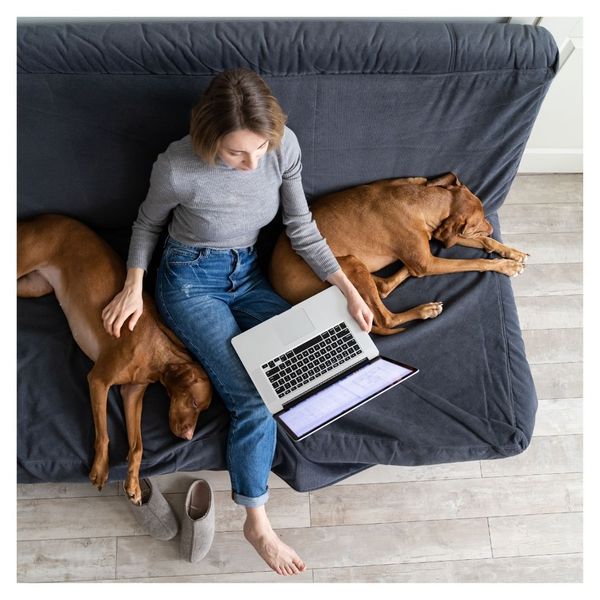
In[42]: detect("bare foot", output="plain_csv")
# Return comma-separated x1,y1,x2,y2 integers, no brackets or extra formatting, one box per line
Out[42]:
243,519,306,576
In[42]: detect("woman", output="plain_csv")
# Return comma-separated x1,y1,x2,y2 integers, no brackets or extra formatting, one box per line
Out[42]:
102,68,374,575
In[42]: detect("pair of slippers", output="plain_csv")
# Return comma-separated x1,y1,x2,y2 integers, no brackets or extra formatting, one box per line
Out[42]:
126,478,215,562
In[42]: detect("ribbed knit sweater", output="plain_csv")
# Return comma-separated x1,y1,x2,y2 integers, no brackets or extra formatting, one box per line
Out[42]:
126,125,341,281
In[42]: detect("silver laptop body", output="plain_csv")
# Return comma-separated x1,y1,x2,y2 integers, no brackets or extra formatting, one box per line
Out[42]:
231,285,379,413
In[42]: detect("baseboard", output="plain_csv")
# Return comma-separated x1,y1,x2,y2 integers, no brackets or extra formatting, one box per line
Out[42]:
517,148,583,173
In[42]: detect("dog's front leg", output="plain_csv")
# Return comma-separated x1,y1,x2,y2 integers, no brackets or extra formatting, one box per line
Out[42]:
456,236,528,263
120,383,148,505
87,368,112,491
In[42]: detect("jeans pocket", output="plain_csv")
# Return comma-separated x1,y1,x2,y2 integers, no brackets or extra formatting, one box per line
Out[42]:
165,243,210,266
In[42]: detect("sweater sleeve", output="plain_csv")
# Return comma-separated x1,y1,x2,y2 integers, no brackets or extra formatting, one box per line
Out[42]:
279,130,341,282
126,152,178,272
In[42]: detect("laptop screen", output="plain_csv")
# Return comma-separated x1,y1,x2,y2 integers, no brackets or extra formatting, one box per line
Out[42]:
276,357,416,440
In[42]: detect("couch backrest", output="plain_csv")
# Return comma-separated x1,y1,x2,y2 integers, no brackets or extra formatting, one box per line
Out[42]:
17,20,558,227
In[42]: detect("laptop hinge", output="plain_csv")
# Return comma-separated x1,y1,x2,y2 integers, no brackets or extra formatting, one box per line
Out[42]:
281,356,375,410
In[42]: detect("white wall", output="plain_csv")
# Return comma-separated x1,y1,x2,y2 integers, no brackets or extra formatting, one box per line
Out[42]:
515,17,583,173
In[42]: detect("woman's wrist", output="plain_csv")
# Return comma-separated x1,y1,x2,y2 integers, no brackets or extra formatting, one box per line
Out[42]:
124,267,145,292
325,268,358,298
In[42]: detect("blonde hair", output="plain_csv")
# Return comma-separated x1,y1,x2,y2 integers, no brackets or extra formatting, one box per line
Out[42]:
190,68,288,166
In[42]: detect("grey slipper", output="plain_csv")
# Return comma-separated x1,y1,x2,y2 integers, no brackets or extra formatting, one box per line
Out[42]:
125,478,179,541
180,479,215,562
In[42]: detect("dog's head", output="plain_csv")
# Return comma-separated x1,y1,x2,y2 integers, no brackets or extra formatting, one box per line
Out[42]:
431,173,493,247
161,362,212,440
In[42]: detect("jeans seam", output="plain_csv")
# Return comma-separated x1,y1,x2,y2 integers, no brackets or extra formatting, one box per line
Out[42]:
231,306,267,326
157,273,238,414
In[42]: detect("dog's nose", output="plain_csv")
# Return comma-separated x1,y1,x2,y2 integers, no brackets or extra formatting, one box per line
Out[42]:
179,427,194,440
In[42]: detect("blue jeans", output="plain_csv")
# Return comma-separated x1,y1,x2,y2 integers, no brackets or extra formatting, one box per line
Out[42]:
155,234,292,508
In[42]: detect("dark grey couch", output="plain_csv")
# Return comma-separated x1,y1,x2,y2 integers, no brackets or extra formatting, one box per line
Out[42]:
17,19,558,491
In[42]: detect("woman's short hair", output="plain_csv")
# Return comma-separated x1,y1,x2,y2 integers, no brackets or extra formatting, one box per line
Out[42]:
190,68,288,165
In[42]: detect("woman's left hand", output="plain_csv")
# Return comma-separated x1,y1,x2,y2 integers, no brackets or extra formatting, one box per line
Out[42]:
346,289,374,333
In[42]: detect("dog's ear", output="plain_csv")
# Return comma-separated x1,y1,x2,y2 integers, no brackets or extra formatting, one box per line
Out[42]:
426,172,461,189
460,220,479,238
433,214,464,247
162,362,187,389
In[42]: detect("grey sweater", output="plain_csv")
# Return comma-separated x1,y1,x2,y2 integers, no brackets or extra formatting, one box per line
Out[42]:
126,125,341,281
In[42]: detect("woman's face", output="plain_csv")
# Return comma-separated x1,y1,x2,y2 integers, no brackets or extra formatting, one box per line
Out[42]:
217,129,269,171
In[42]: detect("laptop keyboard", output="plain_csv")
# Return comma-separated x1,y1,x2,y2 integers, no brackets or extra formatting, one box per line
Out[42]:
261,321,363,399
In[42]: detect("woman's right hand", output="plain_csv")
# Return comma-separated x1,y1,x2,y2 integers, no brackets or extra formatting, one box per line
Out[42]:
102,283,144,338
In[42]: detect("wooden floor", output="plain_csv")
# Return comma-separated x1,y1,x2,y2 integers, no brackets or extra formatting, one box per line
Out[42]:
17,174,583,583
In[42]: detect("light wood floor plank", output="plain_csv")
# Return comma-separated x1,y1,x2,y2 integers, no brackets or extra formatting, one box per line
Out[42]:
17,537,116,583
523,329,582,364
501,233,582,264
116,518,492,578
530,362,582,399
17,481,119,501
534,399,582,436
504,174,582,205
18,496,141,542
489,512,583,557
18,488,309,542
98,570,314,583
309,473,581,527
516,295,582,330
313,553,583,583
479,436,582,477
498,203,582,234
511,263,582,297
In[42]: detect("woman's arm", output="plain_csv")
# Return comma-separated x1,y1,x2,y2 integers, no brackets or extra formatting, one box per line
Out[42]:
103,150,178,337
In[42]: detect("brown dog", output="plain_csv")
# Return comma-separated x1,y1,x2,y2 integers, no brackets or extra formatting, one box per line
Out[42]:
17,214,212,504
269,172,527,335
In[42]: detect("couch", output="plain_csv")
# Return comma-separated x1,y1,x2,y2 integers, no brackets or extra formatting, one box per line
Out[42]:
17,19,558,491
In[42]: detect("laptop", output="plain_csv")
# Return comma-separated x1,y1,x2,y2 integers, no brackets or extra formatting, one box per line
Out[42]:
231,285,418,441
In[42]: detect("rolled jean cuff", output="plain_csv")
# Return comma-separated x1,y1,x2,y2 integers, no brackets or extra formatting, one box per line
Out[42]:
232,488,269,508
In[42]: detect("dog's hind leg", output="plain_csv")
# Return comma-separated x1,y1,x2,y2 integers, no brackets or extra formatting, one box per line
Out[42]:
371,266,411,298
336,255,443,336
17,271,54,297
120,383,147,505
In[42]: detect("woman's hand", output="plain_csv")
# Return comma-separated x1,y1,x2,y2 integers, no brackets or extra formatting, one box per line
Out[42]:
102,283,144,338
102,285,143,337
345,289,374,332
326,268,374,333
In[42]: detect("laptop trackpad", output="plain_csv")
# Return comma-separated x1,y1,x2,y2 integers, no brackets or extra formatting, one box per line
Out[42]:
275,308,315,345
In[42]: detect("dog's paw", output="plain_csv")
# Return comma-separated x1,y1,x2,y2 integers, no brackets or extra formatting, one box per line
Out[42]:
417,301,444,320
89,457,109,491
504,247,529,263
496,259,525,277
124,477,142,506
